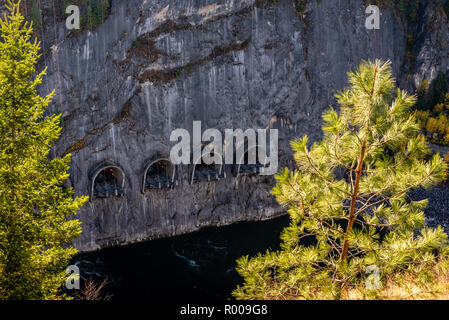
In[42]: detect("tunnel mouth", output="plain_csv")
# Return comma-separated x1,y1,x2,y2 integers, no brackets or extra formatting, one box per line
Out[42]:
190,150,223,184
91,166,126,200
142,159,176,192
237,145,270,177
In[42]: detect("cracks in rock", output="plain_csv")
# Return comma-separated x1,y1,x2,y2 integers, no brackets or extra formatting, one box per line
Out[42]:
111,98,133,125
138,38,251,84
147,18,204,38
65,135,88,154
210,203,225,217
92,143,112,154
125,33,172,65
64,93,138,155
119,0,300,81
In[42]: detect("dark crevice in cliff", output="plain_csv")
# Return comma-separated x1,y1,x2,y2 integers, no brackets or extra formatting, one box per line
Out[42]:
127,35,168,63
146,18,206,38
64,95,136,155
137,38,251,84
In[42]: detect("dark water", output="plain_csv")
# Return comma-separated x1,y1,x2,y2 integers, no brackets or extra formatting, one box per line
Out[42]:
73,215,290,300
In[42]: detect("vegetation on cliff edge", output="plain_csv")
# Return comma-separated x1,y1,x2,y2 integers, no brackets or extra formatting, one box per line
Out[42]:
0,0,88,300
234,60,449,300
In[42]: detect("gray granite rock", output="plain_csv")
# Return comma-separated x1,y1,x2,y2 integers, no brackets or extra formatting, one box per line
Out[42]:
30,0,449,251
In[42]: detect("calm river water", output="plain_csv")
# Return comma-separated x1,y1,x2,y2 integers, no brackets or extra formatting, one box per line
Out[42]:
72,215,290,300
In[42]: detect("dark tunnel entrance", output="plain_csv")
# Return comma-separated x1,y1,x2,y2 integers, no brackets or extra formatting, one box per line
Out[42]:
92,166,125,200
143,159,176,192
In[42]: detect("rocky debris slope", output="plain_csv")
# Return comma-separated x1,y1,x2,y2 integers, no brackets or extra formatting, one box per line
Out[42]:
410,185,449,232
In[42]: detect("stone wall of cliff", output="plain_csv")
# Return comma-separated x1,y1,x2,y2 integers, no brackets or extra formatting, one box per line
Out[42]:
18,0,449,251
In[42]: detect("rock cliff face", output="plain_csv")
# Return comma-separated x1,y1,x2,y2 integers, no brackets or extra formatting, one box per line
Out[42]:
29,0,449,251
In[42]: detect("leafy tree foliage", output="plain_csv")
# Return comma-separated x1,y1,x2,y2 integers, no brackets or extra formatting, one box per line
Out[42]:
415,73,449,146
61,0,110,31
234,60,449,300
0,0,88,300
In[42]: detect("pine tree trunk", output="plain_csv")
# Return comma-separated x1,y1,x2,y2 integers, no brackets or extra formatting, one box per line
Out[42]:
340,138,367,263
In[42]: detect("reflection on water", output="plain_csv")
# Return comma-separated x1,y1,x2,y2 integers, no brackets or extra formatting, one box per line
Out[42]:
72,215,289,300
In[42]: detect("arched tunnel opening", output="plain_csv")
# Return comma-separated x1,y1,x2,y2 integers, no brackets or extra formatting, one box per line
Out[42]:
191,150,223,184
237,146,269,177
143,159,176,191
92,166,125,199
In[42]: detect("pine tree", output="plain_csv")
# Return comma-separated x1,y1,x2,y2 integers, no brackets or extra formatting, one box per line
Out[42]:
233,60,449,300
0,1,88,299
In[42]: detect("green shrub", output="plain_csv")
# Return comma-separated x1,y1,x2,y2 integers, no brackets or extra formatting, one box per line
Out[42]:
415,73,449,146
61,0,110,31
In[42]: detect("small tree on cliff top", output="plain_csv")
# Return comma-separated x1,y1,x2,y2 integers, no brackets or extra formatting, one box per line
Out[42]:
233,60,449,300
0,1,88,299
